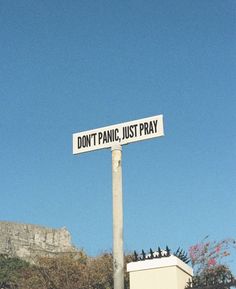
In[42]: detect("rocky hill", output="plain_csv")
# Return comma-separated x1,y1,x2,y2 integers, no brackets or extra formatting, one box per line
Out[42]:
0,221,78,261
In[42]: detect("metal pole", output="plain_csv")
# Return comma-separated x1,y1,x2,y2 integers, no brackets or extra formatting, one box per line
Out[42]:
111,144,124,289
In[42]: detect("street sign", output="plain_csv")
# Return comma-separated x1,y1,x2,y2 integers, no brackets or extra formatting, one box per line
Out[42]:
72,114,164,289
73,114,164,154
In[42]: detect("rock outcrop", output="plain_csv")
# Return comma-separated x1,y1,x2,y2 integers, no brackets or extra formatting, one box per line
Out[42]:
0,221,77,261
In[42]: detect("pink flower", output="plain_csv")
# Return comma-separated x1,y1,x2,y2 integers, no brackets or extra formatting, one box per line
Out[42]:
215,245,221,253
208,258,216,266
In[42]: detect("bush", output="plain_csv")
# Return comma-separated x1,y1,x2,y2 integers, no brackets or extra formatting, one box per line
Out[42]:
0,251,132,289
189,237,236,279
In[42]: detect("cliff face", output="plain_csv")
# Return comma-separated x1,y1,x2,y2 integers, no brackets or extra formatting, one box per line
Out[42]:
0,221,77,260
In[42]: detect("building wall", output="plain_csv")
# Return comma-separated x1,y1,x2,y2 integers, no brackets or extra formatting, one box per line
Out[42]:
127,256,193,289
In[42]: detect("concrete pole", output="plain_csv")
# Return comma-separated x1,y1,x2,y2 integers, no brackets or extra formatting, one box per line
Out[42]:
111,144,124,289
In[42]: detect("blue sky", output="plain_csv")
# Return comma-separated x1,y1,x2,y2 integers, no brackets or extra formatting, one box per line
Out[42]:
0,0,235,273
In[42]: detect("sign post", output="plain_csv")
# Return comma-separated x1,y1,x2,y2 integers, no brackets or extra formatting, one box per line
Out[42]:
72,115,164,289
112,144,124,289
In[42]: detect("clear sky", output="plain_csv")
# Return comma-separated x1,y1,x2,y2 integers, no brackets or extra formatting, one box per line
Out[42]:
0,0,235,273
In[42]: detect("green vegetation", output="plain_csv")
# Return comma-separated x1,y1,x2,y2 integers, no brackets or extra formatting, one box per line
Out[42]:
0,252,131,289
0,254,30,288
0,238,235,289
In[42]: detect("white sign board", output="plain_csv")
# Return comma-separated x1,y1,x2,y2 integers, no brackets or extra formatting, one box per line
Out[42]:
73,114,164,154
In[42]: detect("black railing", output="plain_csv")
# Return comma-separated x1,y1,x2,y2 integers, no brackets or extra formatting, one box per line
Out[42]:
132,246,190,264
185,274,236,289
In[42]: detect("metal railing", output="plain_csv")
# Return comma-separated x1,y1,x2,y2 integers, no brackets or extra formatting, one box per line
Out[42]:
185,274,236,289
132,246,190,264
